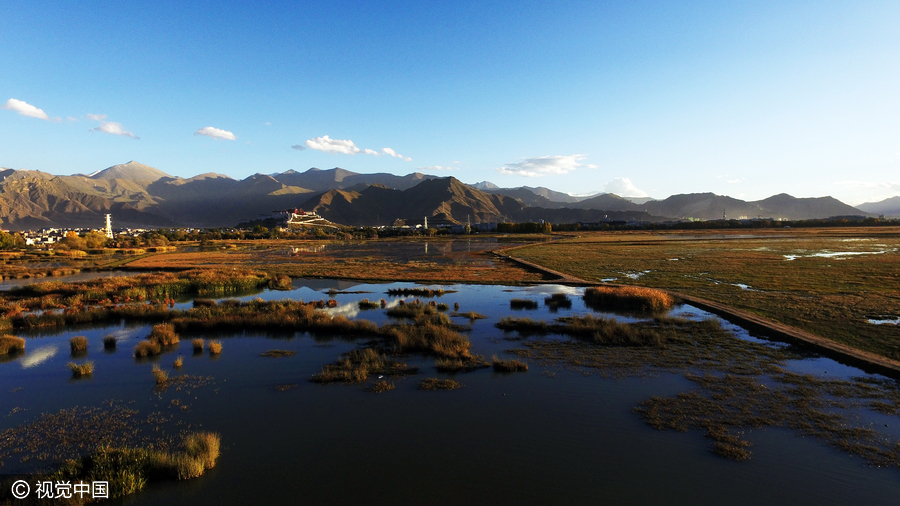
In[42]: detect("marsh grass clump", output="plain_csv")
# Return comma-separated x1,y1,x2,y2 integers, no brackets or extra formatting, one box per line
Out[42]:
68,361,94,377
152,365,168,385
386,301,438,318
509,298,538,310
450,311,488,321
268,273,293,290
103,335,117,350
496,315,667,347
193,298,217,308
583,286,674,313
544,293,573,311
208,340,223,354
0,335,25,355
358,298,382,310
69,336,88,353
149,323,179,346
42,431,222,500
261,350,296,358
174,356,183,369
134,340,162,357
492,355,528,372
369,380,396,393
311,347,417,384
435,356,491,372
389,323,472,359
192,338,204,352
419,378,463,390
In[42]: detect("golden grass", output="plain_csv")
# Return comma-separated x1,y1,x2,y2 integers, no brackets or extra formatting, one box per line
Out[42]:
152,365,168,385
37,431,222,500
208,340,223,354
389,323,472,359
149,323,179,346
134,340,162,357
69,335,88,353
583,286,674,313
192,338,204,351
174,356,183,368
435,356,491,372
67,361,94,377
0,335,25,355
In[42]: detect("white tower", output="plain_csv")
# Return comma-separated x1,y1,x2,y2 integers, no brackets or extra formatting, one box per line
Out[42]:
424,216,428,229
104,214,113,239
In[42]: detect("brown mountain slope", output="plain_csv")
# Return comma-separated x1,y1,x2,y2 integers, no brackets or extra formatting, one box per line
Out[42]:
299,177,522,226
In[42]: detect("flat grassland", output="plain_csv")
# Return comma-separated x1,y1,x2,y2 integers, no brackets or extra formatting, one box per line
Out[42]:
511,227,900,360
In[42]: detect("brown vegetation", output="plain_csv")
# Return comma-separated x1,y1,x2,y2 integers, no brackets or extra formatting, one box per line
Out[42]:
69,336,88,353
583,286,674,313
419,378,463,390
0,335,25,355
67,361,94,377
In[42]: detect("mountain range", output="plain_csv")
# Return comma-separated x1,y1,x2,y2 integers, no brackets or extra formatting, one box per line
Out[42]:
0,161,887,230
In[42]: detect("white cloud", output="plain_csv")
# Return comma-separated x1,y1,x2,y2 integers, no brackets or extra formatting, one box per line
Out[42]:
418,165,458,171
264,121,272,126
726,178,744,184
291,144,306,151
382,147,411,161
2,98,53,120
496,154,596,177
604,177,648,198
87,113,107,121
66,116,78,122
302,135,411,160
305,135,361,155
194,126,236,141
91,121,139,139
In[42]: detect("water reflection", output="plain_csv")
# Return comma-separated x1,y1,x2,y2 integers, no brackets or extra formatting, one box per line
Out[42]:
20,345,57,369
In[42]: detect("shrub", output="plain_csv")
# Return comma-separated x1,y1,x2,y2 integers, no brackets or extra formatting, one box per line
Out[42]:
174,356,183,368
192,338,204,351
208,340,223,354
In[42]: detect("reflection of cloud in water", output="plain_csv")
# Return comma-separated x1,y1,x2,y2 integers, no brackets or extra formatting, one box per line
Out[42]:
325,302,360,319
21,346,57,369
522,285,583,296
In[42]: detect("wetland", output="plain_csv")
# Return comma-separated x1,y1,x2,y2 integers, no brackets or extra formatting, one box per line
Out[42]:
1,229,900,505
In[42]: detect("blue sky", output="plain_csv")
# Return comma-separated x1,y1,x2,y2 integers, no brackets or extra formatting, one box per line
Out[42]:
1,1,898,205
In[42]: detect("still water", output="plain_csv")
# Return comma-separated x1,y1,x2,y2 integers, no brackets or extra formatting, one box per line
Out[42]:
1,280,898,505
